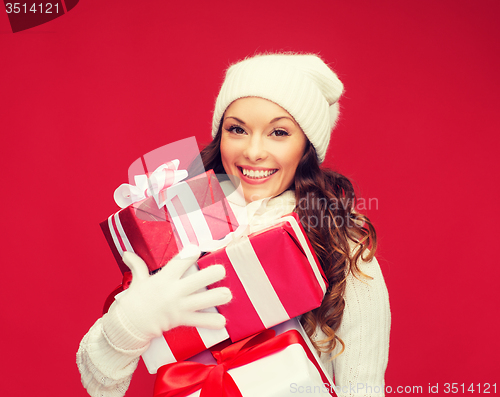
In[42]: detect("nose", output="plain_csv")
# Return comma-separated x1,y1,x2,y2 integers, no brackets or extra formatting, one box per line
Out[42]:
243,134,268,162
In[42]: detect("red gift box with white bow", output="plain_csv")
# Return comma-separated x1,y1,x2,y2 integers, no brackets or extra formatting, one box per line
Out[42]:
100,167,238,274
197,213,327,341
141,213,327,374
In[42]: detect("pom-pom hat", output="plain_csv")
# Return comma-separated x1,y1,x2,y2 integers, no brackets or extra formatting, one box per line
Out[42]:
212,53,344,163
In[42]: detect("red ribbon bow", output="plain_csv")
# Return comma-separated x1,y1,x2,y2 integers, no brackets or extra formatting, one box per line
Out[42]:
153,329,308,397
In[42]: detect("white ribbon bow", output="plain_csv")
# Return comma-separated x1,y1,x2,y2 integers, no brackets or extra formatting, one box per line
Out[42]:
113,159,188,209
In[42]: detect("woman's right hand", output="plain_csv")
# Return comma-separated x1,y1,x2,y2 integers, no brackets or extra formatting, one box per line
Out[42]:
103,245,231,346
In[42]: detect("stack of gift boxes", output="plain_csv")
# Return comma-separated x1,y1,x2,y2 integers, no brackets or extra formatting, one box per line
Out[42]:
100,160,337,396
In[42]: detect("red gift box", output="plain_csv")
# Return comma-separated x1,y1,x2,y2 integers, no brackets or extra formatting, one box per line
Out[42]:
139,213,327,374
100,170,238,274
197,213,328,342
142,317,231,374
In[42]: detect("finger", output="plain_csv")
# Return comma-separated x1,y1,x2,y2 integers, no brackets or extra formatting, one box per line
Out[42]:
161,245,201,280
181,312,227,330
178,264,226,295
122,251,149,282
181,287,232,312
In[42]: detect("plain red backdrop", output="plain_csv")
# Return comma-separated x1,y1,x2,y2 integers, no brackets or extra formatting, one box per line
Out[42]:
1,1,499,396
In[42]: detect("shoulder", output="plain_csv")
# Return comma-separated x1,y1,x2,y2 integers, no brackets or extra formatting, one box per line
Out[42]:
350,254,387,290
347,241,387,286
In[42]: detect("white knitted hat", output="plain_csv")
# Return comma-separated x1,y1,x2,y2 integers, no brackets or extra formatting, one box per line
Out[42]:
212,53,344,163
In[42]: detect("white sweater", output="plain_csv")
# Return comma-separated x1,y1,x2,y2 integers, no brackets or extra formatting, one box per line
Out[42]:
77,189,390,397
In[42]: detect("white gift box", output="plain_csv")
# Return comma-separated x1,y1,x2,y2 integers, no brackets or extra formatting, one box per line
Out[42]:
153,318,337,396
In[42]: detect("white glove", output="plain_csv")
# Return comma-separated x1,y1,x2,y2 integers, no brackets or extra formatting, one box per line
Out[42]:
102,245,231,350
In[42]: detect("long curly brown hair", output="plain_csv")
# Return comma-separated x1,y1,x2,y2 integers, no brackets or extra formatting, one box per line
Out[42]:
193,125,377,358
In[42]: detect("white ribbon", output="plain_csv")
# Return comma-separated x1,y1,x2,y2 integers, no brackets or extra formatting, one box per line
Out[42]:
214,214,327,330
163,182,215,248
196,197,272,252
113,159,188,209
196,192,298,253
107,210,134,256
279,215,327,295
226,236,290,328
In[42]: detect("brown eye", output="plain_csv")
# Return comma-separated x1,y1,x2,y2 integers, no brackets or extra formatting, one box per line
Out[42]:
271,129,289,137
228,126,246,134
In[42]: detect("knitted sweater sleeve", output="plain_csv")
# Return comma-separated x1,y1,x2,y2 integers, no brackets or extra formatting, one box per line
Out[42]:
318,256,391,397
76,311,151,397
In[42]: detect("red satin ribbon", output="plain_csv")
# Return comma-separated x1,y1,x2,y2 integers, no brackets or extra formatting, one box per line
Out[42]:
102,271,133,314
153,329,310,397
122,271,133,289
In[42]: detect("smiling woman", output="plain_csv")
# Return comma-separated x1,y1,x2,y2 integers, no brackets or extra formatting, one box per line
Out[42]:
220,97,307,202
77,53,391,397
194,53,390,394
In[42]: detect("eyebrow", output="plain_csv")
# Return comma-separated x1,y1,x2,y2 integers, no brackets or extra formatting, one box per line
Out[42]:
224,116,296,124
225,116,246,124
270,116,295,123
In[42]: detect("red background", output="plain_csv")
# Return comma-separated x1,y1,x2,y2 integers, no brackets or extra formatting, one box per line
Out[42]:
1,1,499,396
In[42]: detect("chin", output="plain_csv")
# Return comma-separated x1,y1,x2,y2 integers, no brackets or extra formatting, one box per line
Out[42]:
244,190,268,202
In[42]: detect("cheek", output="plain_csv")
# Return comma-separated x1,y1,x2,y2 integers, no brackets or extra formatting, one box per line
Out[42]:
220,138,229,161
220,138,234,170
281,145,304,172
279,148,305,185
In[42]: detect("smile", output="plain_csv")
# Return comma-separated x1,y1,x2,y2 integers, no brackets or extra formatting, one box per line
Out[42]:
238,167,278,179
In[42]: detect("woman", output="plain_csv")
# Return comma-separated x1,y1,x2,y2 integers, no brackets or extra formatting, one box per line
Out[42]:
77,53,390,397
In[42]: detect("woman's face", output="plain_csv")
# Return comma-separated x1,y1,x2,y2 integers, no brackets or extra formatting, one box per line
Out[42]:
220,97,307,202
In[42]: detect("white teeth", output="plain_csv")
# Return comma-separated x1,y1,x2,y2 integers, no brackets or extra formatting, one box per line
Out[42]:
241,168,277,179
